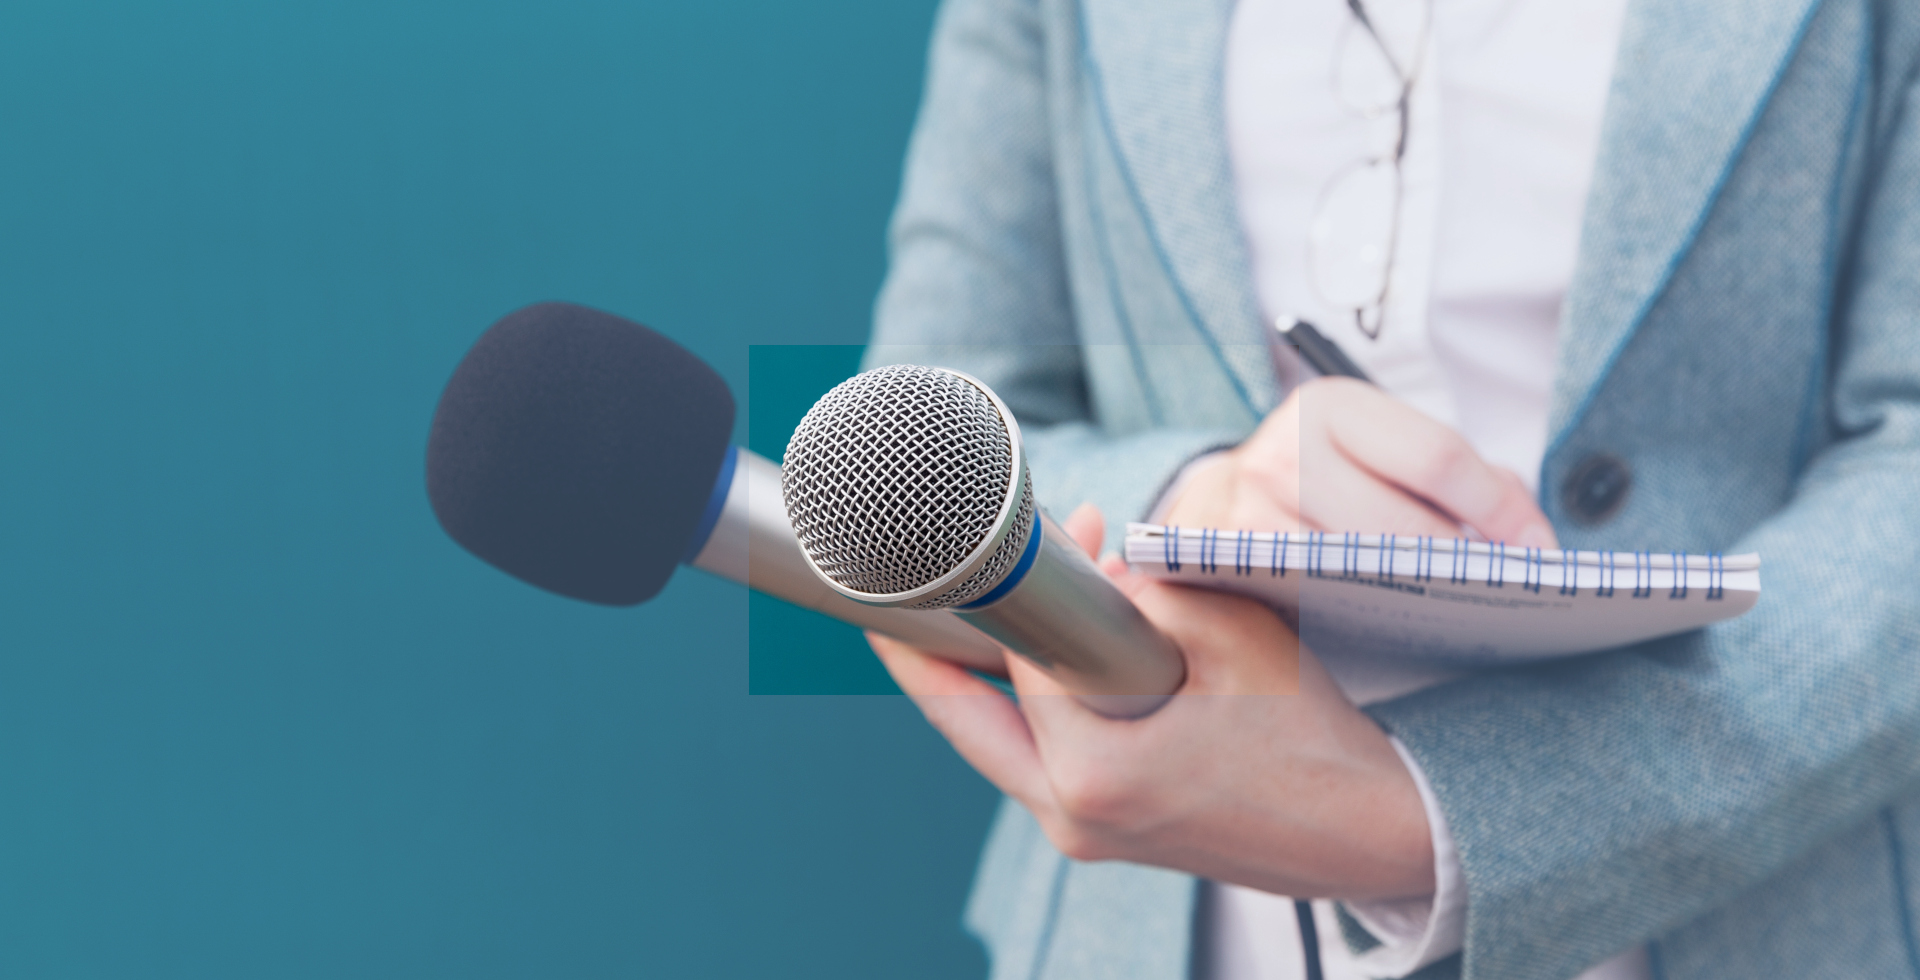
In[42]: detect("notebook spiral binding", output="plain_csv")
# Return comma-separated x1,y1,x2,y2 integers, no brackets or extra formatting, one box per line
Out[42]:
1152,528,1733,601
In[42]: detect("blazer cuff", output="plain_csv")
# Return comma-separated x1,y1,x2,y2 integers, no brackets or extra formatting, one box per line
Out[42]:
1341,736,1466,977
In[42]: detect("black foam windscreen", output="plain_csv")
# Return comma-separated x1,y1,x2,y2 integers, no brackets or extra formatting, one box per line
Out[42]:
426,302,735,606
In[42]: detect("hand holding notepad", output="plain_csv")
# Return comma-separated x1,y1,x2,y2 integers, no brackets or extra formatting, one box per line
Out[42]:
1145,325,1758,672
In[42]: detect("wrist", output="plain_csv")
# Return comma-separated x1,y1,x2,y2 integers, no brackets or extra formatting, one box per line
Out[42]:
1337,736,1467,972
1349,742,1438,898
1215,739,1435,901
1307,705,1436,899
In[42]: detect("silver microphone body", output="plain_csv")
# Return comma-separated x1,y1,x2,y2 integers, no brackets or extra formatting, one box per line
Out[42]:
687,447,1005,671
780,365,1185,717
958,511,1186,717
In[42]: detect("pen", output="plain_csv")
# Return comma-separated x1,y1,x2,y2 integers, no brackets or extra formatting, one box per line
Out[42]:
1270,316,1374,384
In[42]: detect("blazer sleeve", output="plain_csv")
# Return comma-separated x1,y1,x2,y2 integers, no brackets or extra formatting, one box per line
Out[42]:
865,0,1245,536
1366,71,1920,980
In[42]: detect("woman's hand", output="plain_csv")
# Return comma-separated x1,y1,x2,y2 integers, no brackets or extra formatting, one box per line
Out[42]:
870,386,1548,898
868,505,1435,901
1164,377,1557,547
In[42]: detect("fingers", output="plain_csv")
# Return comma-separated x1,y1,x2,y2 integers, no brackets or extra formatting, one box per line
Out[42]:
1128,581,1301,695
870,630,1005,697
1063,502,1104,559
1159,452,1252,529
867,632,1054,807
1002,647,1128,794
1296,379,1557,547
1098,552,1155,602
1237,395,1459,535
1494,468,1558,547
1004,642,1073,698
1293,434,1467,537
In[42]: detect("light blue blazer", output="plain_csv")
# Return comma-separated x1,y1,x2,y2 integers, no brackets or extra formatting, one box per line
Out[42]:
866,0,1920,977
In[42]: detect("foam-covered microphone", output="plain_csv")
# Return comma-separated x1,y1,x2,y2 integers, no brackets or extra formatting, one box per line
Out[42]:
781,365,1187,716
424,302,1003,670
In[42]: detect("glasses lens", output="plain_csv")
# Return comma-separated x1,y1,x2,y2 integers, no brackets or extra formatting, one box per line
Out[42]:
1309,159,1399,312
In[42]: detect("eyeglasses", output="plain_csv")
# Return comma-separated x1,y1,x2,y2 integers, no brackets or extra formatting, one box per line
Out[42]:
1307,0,1433,341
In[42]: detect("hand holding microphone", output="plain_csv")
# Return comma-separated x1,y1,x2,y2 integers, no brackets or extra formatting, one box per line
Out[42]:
423,312,1429,895
861,507,1435,900
809,369,1433,897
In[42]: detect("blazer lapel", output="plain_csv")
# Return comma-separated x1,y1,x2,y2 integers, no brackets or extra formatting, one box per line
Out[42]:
1079,0,1276,415
1552,0,1827,442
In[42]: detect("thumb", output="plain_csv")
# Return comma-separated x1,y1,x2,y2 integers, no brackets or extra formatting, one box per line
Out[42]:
1062,502,1105,559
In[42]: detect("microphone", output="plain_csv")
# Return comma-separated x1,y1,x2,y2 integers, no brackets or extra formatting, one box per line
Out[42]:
780,364,1187,716
424,302,1003,670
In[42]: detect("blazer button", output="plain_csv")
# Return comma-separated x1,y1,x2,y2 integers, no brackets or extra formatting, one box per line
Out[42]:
1562,454,1631,524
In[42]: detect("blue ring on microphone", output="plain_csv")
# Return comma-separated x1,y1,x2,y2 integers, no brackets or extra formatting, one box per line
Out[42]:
681,444,739,563
957,513,1045,610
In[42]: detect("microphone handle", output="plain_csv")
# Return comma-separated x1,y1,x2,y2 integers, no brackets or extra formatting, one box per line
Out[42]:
956,512,1186,717
689,449,1007,672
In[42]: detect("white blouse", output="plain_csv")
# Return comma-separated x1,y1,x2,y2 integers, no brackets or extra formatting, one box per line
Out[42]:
1214,0,1639,977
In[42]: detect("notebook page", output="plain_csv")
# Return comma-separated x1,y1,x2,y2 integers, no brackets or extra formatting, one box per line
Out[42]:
1125,524,1760,667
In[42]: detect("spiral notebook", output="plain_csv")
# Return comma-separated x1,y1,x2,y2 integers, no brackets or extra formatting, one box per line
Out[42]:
1125,524,1760,669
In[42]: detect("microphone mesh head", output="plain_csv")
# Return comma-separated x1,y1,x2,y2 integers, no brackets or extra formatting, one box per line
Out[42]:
782,365,1034,609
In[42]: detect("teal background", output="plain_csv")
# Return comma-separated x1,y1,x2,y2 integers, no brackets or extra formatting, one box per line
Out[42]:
0,1,998,977
747,344,906,696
